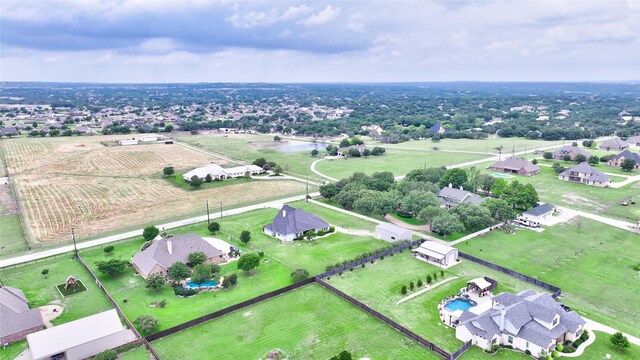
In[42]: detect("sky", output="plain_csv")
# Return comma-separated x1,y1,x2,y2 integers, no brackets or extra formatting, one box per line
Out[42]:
1,0,639,83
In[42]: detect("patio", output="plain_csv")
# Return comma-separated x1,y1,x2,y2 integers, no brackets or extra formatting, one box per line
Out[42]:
438,277,497,327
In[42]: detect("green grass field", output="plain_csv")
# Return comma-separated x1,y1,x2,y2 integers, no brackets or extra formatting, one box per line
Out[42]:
164,172,253,190
151,284,440,360
315,149,489,179
0,340,27,360
0,214,28,254
119,345,152,360
326,252,548,352
579,331,640,360
457,218,640,337
0,255,113,326
381,136,564,154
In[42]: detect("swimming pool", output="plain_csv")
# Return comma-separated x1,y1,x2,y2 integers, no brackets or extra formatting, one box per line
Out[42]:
184,279,219,289
445,298,476,312
492,173,514,179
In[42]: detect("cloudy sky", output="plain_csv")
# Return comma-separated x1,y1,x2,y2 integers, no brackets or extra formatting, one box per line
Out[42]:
1,0,639,83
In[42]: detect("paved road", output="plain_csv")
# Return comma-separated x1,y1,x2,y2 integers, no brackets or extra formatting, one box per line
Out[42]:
0,192,319,269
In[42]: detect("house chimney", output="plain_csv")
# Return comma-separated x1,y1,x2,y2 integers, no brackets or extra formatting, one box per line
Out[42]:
499,306,506,331
282,209,286,217
167,240,173,255
459,186,463,190
448,183,452,188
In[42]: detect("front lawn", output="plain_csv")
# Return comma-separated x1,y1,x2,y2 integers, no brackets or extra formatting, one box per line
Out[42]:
389,213,428,226
579,331,640,360
0,340,28,360
151,284,440,360
457,218,640,337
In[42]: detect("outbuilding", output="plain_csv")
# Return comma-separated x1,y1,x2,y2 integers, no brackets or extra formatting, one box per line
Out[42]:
412,241,459,267
375,223,412,243
514,203,556,227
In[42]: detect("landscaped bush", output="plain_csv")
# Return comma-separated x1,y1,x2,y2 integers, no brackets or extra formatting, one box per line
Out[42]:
572,339,583,348
173,285,196,297
580,330,589,342
328,226,335,233
486,344,500,354
92,349,117,360
396,210,413,218
551,350,558,358
556,344,563,351
141,241,153,251
525,349,531,355
560,346,575,353
317,229,326,236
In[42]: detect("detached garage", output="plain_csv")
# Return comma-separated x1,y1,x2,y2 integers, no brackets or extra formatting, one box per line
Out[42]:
412,241,459,268
375,223,412,242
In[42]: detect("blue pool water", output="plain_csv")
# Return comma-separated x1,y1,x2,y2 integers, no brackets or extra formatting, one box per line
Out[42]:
445,299,476,311
184,280,219,289
276,143,330,152
492,173,514,179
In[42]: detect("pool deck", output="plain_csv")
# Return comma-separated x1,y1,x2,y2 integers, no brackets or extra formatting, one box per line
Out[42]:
439,287,494,327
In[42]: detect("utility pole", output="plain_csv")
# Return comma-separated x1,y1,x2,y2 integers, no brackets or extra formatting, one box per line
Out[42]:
220,201,223,220
206,200,210,225
71,227,78,258
306,181,309,202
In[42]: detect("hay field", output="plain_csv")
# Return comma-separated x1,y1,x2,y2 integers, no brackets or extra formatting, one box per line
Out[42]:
2,136,307,244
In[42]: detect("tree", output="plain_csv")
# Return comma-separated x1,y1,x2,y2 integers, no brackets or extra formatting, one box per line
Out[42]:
103,245,114,255
207,222,220,233
188,251,207,266
134,315,159,334
452,204,494,230
191,264,212,284
240,230,251,244
319,183,340,199
304,230,316,241
426,274,432,284
552,162,566,175
210,263,221,275
431,212,465,237
370,147,385,156
439,168,468,189
273,135,282,142
610,332,630,351
143,226,160,241
273,165,283,175
253,158,267,167
339,138,351,147
479,174,496,193
162,166,175,177
491,178,508,197
190,175,202,188
96,258,129,276
588,155,600,166
562,154,571,162
543,152,553,160
409,281,414,291
401,285,407,295
145,273,165,290
205,173,213,182
417,279,423,287
621,158,637,172
531,159,538,165
399,191,439,216
291,268,310,282
337,350,353,360
482,198,515,223
167,262,191,282
363,148,371,157
310,149,319,157
237,253,261,272
574,154,587,163
417,206,444,228
41,268,49,278
465,166,481,192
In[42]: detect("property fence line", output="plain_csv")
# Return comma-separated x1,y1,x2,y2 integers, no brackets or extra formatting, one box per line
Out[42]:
458,252,562,298
145,277,315,342
450,340,472,360
76,255,161,360
1,145,33,247
0,252,73,272
316,239,424,279
316,279,450,359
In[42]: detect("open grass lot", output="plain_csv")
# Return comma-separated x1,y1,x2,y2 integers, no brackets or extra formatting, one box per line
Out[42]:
119,345,152,360
315,149,488,179
457,218,640,337
0,214,27,253
81,237,293,332
0,340,27,360
151,284,440,360
177,134,324,181
326,253,547,352
381,136,564,154
579,331,640,360
473,161,640,219
0,255,113,326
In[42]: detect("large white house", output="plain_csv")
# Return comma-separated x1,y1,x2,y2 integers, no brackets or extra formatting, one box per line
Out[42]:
263,205,330,242
183,164,264,182
455,290,585,358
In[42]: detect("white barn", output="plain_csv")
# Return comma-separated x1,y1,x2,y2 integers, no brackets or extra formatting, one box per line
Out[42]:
183,164,264,182
412,241,459,267
375,223,412,242
27,309,128,360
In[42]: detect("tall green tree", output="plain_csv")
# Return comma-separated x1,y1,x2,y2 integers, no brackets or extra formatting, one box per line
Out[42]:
452,204,494,230
96,259,129,276
399,191,440,216
188,252,207,266
167,262,191,282
431,212,465,237
439,168,469,189
191,264,212,284
237,253,261,272
145,273,165,290
481,198,515,223
417,206,445,228
142,226,160,241
162,166,175,177
621,158,636,172
610,332,630,351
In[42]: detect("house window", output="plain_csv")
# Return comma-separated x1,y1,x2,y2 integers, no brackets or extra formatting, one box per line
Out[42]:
526,342,529,348
552,317,559,326
508,336,514,344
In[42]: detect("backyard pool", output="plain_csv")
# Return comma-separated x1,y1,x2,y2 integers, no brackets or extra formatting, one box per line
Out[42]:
277,143,330,152
492,173,514,179
445,298,476,312
184,280,219,289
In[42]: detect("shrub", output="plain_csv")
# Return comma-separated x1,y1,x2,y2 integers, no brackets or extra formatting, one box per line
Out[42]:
222,277,231,289
103,245,114,255
188,251,207,266
96,258,129,276
556,344,563,351
317,229,326,236
141,241,153,251
173,286,197,297
409,281,414,291
229,273,238,285
41,269,49,277
328,226,335,233
207,222,220,233
417,279,423,287
93,349,117,360
258,251,265,258
401,286,407,295
546,355,552,360
551,350,558,358
134,315,159,334
396,209,413,218
291,268,310,283
209,263,221,275
525,349,531,355
191,264,212,284
572,339,583,348
142,226,160,241
580,330,589,342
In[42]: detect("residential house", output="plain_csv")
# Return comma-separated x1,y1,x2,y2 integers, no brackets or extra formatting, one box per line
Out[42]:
438,186,486,208
132,234,227,279
607,150,640,170
375,223,412,243
487,158,540,176
337,144,367,157
551,146,591,161
0,126,19,136
455,290,586,358
263,205,330,242
626,135,640,146
26,309,128,360
0,286,45,345
412,241,459,267
599,137,628,151
428,123,448,134
514,203,556,227
558,162,610,187
183,164,264,182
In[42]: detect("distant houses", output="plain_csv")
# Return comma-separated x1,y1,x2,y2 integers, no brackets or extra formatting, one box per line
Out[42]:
487,157,540,176
558,162,610,187
607,150,640,170
599,137,628,151
132,234,228,279
552,146,591,161
263,205,330,242
428,123,449,134
183,164,264,182
626,135,640,147
0,286,45,345
438,186,486,208
337,144,367,157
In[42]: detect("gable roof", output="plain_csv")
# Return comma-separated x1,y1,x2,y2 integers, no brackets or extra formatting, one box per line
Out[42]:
610,150,640,163
0,286,44,339
490,157,540,173
552,146,590,158
132,234,224,276
559,162,610,183
376,222,411,235
264,205,329,235
414,240,456,259
599,137,628,149
626,135,640,144
522,203,555,217
438,187,485,206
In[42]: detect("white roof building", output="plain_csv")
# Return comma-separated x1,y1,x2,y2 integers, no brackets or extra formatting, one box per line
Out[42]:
412,240,459,267
375,223,412,243
183,164,264,182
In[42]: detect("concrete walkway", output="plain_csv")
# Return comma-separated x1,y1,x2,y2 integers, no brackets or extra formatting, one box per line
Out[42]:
555,206,639,234
0,192,319,269
396,276,459,305
310,158,339,182
450,225,503,246
584,318,640,346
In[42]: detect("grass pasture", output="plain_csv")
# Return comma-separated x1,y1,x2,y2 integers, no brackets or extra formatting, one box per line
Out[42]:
381,136,564,154
457,218,640,337
0,214,28,254
151,284,439,360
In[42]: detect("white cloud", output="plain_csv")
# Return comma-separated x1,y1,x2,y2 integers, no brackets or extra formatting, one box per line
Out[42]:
298,5,340,26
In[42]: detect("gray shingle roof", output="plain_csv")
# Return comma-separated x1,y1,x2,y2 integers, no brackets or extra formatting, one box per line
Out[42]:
264,205,329,236
489,157,540,173
599,137,628,150
132,234,224,276
552,146,591,158
0,286,44,339
610,150,640,163
438,187,485,207
522,203,555,217
559,162,610,183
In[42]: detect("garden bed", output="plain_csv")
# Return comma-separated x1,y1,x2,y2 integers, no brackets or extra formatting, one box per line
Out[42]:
55,280,88,297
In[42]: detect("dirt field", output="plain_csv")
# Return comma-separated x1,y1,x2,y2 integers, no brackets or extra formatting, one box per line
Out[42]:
1,136,307,244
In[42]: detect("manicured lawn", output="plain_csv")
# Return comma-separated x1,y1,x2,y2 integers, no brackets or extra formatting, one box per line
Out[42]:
326,253,547,352
579,331,640,360
151,284,440,360
457,218,640,337
390,212,428,226
164,172,252,190
0,255,113,325
382,136,564,154
119,345,152,360
0,214,28,254
315,149,488,179
55,280,87,296
0,340,27,360
288,200,379,231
